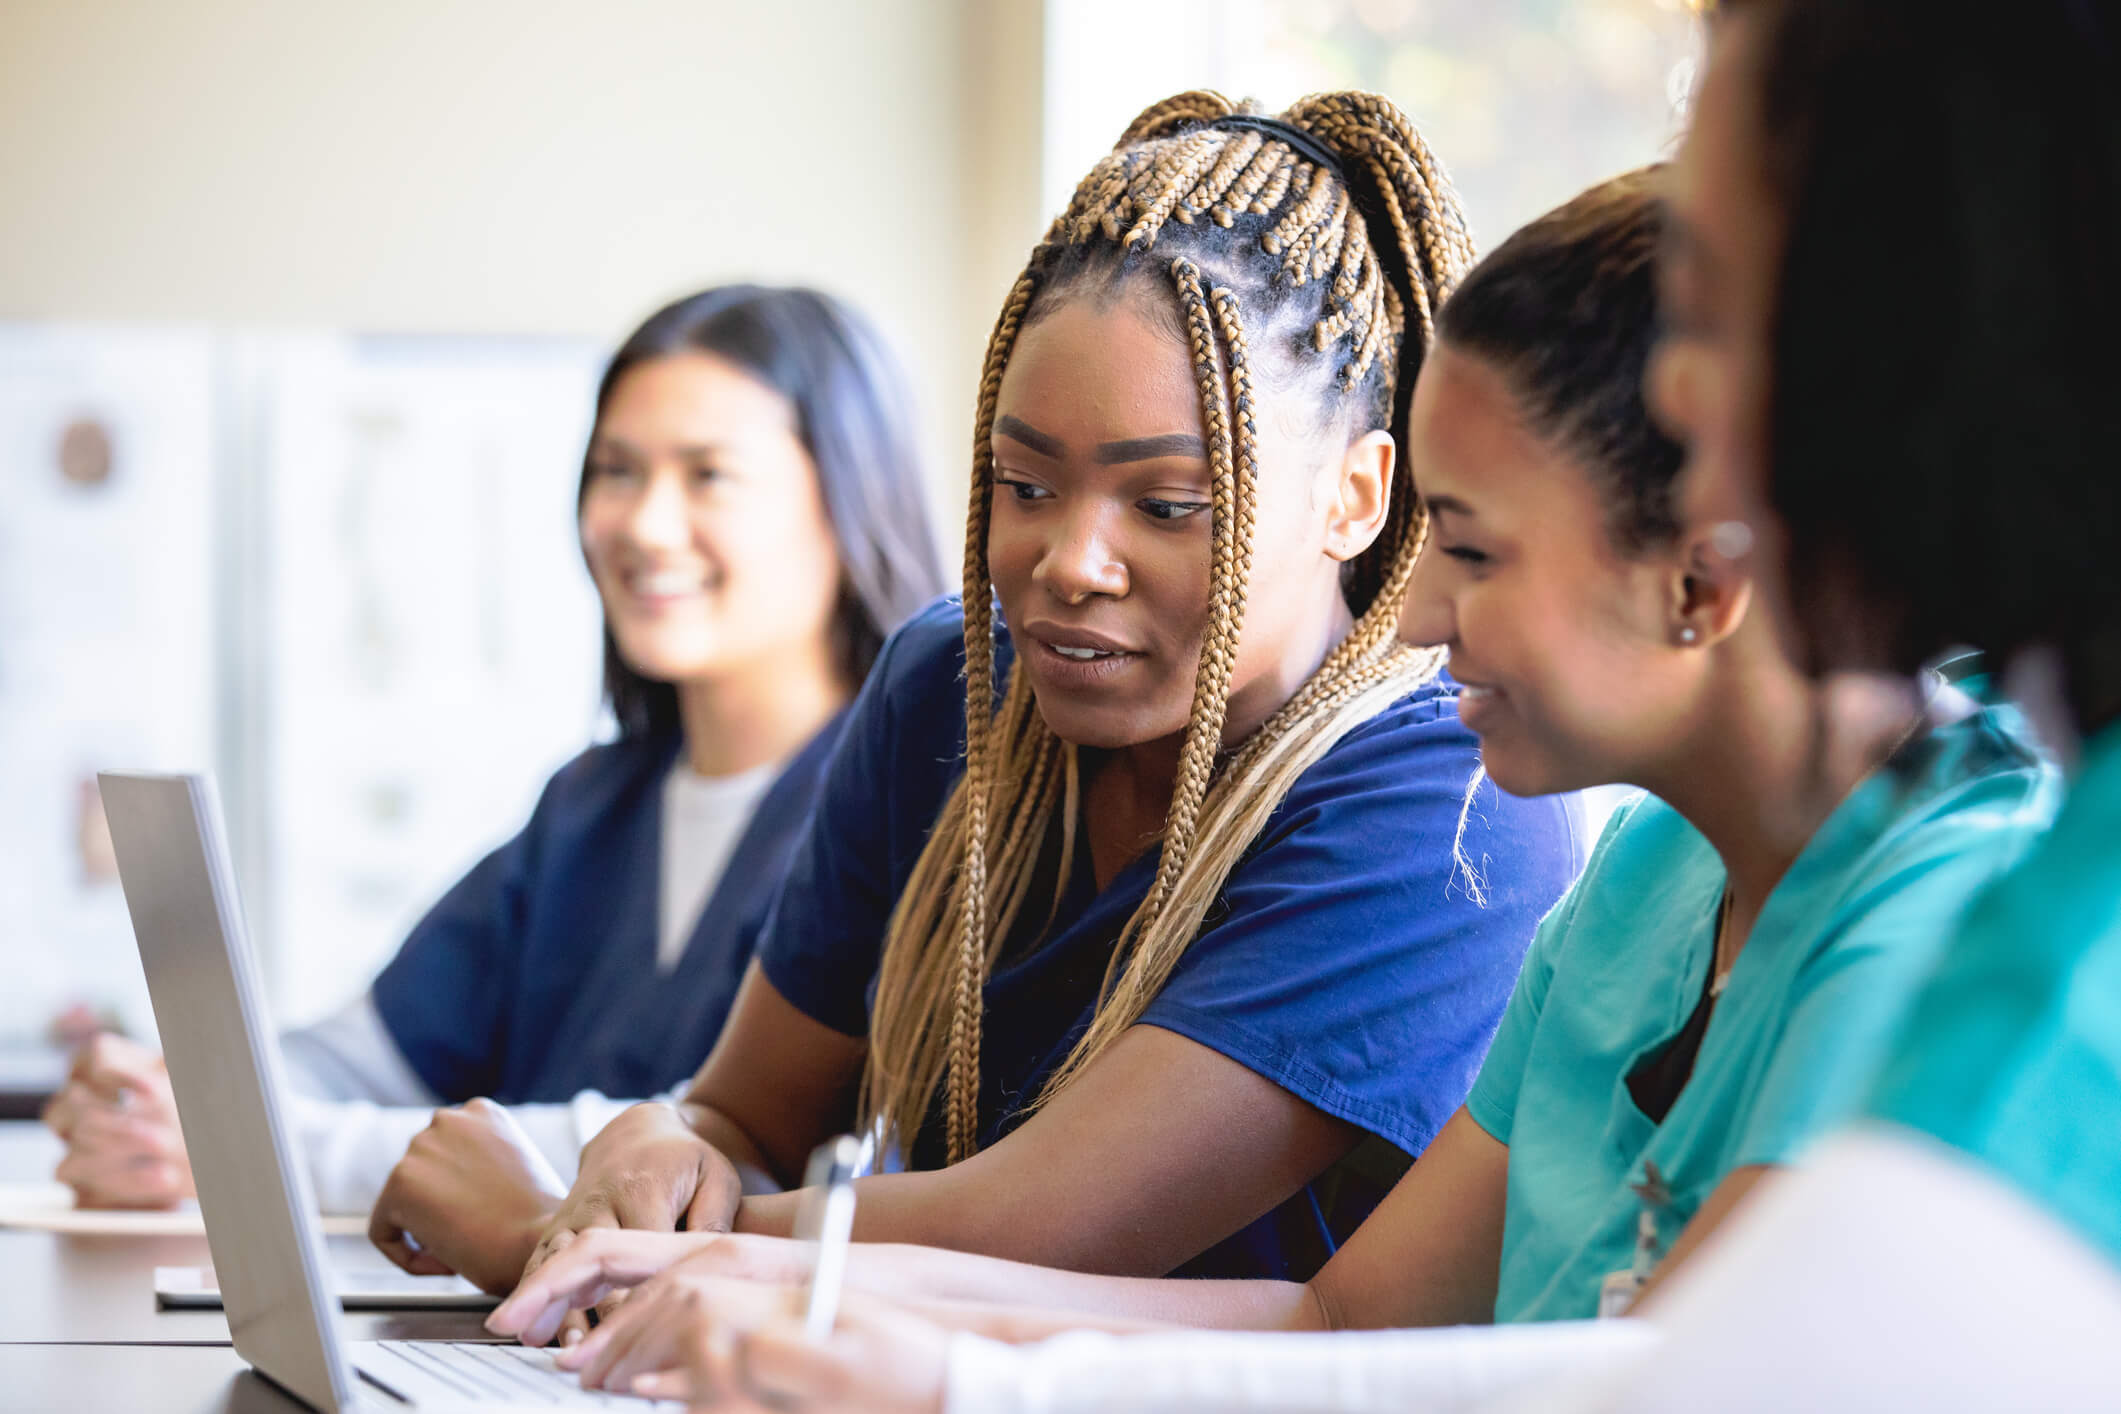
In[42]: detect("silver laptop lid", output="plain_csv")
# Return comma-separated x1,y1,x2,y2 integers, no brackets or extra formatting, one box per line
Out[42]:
100,771,358,1413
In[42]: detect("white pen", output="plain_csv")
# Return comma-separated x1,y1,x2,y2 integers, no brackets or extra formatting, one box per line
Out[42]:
793,1134,865,1343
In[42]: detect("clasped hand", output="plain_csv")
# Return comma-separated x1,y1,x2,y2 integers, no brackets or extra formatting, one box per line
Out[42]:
43,1033,194,1209
368,1097,571,1294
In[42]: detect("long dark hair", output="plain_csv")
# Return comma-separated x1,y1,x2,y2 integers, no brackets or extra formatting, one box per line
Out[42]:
1736,0,2121,732
581,286,946,738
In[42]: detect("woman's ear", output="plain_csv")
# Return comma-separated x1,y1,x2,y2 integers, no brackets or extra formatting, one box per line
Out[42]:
1669,528,1755,648
1323,430,1396,563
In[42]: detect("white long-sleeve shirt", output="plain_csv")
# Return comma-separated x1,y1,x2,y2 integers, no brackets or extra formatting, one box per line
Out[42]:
272,756,771,1214
276,995,647,1214
944,1319,1660,1414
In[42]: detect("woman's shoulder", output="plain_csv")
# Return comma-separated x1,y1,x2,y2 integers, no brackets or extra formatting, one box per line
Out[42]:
539,732,682,814
1296,669,1480,785
1855,698,2063,883
825,597,976,780
1575,790,1703,877
866,594,973,706
1266,671,1590,887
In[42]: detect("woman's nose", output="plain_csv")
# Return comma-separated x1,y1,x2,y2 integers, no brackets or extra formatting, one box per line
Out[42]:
622,466,692,551
1032,506,1128,604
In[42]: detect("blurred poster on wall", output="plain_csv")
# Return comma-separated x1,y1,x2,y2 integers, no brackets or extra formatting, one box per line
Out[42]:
0,325,218,1045
236,334,605,1025
0,325,606,1044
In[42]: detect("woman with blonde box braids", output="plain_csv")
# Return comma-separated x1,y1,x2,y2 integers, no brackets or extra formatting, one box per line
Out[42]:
495,159,2057,1413
383,89,1582,1317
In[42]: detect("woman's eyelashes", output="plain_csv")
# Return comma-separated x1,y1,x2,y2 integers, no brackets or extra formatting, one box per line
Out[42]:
1138,496,1211,522
992,477,1210,523
993,476,1053,504
583,458,730,489
1441,543,1494,570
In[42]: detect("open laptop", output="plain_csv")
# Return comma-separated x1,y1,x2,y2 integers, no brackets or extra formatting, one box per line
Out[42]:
100,770,678,1412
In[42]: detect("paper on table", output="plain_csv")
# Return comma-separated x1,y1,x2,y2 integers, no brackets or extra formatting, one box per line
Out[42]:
0,1180,367,1236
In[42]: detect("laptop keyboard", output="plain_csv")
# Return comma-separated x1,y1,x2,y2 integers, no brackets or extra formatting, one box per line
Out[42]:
358,1340,685,1408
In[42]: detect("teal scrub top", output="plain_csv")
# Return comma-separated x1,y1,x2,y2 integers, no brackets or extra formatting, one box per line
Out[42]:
1868,720,2121,1265
1466,703,2058,1322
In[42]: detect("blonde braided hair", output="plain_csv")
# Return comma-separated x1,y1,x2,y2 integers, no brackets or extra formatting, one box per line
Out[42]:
862,92,1476,1163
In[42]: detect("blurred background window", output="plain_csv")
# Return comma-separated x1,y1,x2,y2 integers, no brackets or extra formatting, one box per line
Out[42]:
1249,0,1701,242
1043,0,1701,248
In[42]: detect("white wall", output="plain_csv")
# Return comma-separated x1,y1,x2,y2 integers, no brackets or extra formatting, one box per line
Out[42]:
0,0,1058,1027
0,0,1043,496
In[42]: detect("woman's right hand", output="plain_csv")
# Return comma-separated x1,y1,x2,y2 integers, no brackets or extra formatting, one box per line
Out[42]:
485,1228,731,1347
520,1101,745,1295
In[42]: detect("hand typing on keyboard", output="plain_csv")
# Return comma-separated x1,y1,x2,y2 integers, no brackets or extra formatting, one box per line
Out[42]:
546,1269,954,1412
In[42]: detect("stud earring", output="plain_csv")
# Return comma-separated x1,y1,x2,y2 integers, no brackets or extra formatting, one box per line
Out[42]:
1678,625,1699,645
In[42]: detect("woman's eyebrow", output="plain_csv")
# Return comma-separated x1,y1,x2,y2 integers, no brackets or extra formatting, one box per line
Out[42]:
1425,494,1477,518
1094,433,1207,465
591,435,736,460
995,415,1063,457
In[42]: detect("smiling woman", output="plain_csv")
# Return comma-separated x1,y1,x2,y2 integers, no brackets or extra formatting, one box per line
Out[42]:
400,90,1590,1328
492,162,2064,1414
45,285,947,1246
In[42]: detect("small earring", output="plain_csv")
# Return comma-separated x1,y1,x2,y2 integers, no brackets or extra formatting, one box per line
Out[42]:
1678,625,1699,645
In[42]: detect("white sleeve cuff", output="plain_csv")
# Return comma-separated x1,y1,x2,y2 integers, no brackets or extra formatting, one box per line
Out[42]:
288,1093,438,1215
495,1090,644,1189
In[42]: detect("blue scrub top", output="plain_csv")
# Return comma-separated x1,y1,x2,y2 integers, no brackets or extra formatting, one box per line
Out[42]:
369,714,847,1105
1868,719,2121,1265
757,598,1584,1280
1467,702,2057,1322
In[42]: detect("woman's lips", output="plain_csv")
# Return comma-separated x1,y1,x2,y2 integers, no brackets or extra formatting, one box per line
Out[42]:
1455,681,1504,728
1023,633,1142,690
616,565,713,611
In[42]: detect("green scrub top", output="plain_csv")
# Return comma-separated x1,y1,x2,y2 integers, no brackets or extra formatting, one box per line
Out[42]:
1467,703,2059,1323
1868,720,2121,1265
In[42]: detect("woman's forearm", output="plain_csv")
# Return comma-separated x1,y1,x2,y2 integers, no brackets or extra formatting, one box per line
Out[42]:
912,1282,1320,1342
719,1216,1328,1334
910,1294,1182,1342
893,1256,1324,1334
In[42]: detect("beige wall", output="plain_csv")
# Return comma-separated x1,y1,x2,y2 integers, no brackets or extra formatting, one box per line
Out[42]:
0,0,1051,504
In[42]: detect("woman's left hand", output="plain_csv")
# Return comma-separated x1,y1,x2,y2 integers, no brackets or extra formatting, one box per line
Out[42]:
559,1263,949,1412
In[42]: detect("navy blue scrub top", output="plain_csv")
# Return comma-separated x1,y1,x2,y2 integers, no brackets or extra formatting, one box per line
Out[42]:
370,714,847,1105
758,599,1585,1280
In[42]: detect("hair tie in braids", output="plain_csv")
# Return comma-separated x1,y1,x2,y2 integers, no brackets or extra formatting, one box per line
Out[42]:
1211,115,1346,179
860,91,1477,1164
